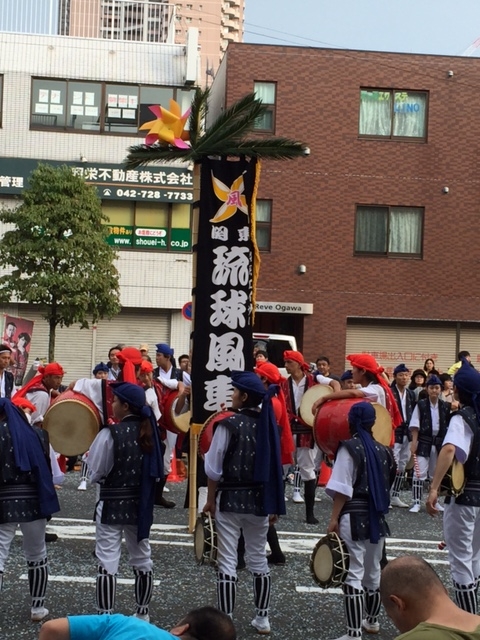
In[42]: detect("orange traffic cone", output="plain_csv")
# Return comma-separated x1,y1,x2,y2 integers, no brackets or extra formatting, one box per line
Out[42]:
167,455,184,483
317,462,332,486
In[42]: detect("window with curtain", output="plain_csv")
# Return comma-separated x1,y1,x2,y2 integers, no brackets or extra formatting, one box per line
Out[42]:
355,205,423,257
255,199,272,251
253,82,276,132
359,89,427,139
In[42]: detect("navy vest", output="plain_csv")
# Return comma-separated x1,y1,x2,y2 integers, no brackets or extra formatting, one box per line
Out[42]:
99,416,144,525
339,436,395,541
452,406,480,508
415,398,450,457
218,409,265,516
390,384,416,443
0,420,50,523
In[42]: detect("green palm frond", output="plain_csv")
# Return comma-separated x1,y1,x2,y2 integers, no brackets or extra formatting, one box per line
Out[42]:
125,91,307,167
188,87,210,146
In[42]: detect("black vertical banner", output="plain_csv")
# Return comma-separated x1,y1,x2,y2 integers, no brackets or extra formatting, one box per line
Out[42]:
191,157,258,425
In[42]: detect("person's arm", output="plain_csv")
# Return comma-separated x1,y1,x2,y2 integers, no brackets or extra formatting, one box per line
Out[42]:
203,478,219,517
203,424,231,516
409,427,419,454
327,492,349,534
39,618,70,640
425,444,455,516
312,389,366,415
315,374,341,393
86,429,115,483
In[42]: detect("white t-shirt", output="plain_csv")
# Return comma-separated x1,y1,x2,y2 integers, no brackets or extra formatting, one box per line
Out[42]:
325,445,355,499
442,413,473,464
360,382,386,408
409,401,440,435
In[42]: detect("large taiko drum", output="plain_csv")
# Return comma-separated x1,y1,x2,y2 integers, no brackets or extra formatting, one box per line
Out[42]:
313,398,392,458
43,390,101,456
162,390,191,435
198,410,235,455
299,385,333,427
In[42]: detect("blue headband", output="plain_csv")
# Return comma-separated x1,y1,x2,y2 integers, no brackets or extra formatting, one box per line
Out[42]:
348,401,376,431
156,343,174,357
110,382,146,409
426,375,443,387
231,370,266,404
393,363,409,375
340,370,353,381
93,362,109,375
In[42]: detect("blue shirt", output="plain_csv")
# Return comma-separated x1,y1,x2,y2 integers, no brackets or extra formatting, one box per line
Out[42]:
68,614,176,640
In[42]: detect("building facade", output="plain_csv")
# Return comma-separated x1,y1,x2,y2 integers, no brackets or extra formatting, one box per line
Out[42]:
0,30,198,380
211,43,480,375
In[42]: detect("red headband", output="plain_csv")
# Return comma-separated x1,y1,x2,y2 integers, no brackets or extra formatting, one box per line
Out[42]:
254,361,285,384
39,363,65,376
140,360,153,374
12,397,37,412
347,354,383,376
13,361,65,400
117,347,143,384
284,350,310,372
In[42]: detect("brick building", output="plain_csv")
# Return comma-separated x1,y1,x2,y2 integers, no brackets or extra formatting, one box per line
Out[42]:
210,43,480,375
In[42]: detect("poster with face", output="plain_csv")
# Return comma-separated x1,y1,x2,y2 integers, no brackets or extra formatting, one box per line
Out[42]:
1,314,35,386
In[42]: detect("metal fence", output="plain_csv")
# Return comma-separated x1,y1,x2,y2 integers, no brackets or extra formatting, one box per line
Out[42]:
1,0,176,43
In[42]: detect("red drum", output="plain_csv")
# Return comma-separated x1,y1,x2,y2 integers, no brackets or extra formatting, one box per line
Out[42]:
313,398,392,458
43,390,101,456
198,410,235,455
161,390,191,435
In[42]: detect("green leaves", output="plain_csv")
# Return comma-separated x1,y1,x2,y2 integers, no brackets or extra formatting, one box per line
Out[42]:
0,164,120,357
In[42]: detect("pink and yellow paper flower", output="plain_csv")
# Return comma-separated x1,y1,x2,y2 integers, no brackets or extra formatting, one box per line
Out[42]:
140,99,190,148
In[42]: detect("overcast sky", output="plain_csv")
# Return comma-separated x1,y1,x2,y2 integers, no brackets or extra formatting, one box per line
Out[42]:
244,0,480,57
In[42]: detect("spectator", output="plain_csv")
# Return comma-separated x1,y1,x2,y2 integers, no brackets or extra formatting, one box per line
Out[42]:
340,370,356,390
255,350,269,364
380,555,480,639
448,350,472,377
315,355,341,382
408,369,426,400
38,606,236,640
424,358,440,376
178,354,190,372
92,362,109,380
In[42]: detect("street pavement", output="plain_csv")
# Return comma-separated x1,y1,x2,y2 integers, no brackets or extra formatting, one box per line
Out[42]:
1,472,447,640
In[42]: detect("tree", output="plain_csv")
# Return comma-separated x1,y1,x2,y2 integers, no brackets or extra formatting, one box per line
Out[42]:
0,164,120,361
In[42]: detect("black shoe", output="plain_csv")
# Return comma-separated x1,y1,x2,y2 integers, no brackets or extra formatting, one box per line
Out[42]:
267,553,286,566
156,497,176,509
45,533,58,542
306,515,319,525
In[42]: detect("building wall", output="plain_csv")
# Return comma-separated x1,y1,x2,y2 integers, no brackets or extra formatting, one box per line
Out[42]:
215,43,480,369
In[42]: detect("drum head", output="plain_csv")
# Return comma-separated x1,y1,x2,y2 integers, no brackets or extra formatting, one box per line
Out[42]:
310,532,349,589
43,399,99,456
300,385,333,427
193,517,206,565
172,402,191,434
371,403,392,447
451,460,465,495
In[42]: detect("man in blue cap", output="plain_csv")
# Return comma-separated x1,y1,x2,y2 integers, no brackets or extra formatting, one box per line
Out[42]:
427,359,480,614
203,371,285,635
409,374,451,513
340,370,356,390
326,401,395,640
390,364,416,508
87,382,163,620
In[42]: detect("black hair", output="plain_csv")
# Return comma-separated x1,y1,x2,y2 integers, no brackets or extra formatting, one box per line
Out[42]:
408,369,426,390
458,350,470,360
316,356,330,365
178,354,190,363
179,606,236,640
6,322,16,328
439,373,451,383
255,350,268,358
0,344,12,353
18,332,31,345
108,344,123,358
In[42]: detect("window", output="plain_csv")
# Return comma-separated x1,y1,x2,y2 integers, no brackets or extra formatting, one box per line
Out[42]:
359,89,427,139
355,206,423,257
102,201,191,251
253,82,276,132
31,78,190,136
255,200,272,251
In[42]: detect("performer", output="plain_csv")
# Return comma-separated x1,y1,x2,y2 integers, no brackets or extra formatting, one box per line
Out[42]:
0,344,15,398
426,359,480,614
203,371,285,635
281,350,338,523
0,398,60,621
409,374,450,513
326,402,395,640
87,382,163,619
312,353,403,432
340,371,356,390
13,362,65,427
390,364,416,508
255,361,295,565
38,606,236,640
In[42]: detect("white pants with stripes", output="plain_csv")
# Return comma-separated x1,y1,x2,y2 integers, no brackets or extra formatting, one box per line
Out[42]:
215,497,269,576
0,520,47,570
393,438,410,473
339,514,384,591
415,448,438,480
443,501,480,585
163,431,178,474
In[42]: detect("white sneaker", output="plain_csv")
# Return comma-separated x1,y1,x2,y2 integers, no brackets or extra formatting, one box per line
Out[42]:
390,496,409,508
251,616,271,635
163,486,170,493
363,618,380,634
409,503,421,513
292,491,304,503
31,607,49,622
77,480,87,491
134,612,150,623
284,495,288,502
331,634,355,640
436,502,444,512
314,495,322,502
